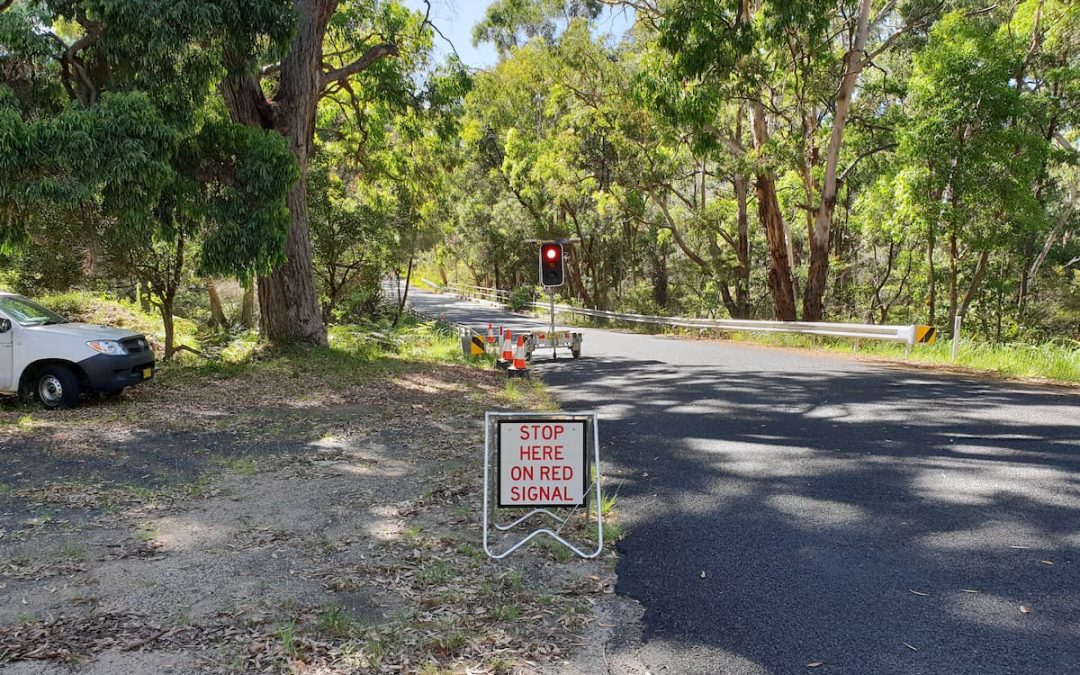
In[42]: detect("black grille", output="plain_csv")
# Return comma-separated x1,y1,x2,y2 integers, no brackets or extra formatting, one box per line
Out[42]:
121,336,150,354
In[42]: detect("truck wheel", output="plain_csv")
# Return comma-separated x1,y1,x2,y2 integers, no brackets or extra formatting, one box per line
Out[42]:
35,365,80,410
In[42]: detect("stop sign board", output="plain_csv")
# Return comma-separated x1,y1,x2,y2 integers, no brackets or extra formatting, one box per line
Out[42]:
498,419,587,508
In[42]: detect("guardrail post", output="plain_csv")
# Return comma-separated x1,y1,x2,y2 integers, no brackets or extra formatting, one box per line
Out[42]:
952,314,962,362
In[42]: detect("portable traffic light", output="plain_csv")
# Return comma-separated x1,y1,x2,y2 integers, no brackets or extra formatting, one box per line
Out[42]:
539,242,564,287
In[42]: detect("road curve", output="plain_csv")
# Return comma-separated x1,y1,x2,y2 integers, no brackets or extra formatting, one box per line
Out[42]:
409,289,1080,675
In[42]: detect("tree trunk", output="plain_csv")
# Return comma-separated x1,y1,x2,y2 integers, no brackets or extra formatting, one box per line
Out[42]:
757,173,798,320
749,98,797,320
651,243,669,308
947,229,959,336
257,178,327,344
927,223,936,326
241,281,256,329
393,255,414,328
958,249,990,321
221,0,397,347
206,280,228,328
160,296,175,361
733,174,751,319
803,0,873,321
138,279,152,313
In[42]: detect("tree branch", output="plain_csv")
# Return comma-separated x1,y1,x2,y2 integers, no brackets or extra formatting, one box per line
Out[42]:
862,2,942,67
837,143,898,184
319,43,399,90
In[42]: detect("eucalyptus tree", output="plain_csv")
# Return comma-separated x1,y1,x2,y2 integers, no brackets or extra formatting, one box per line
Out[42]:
220,0,439,345
634,0,943,320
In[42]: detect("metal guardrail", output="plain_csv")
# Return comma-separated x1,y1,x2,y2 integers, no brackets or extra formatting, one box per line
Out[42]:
427,281,921,349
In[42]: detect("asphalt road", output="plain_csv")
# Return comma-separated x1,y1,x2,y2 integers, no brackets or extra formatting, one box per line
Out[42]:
409,289,1080,675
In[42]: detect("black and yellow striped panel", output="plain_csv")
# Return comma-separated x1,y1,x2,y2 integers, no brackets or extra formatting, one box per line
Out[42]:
470,335,486,355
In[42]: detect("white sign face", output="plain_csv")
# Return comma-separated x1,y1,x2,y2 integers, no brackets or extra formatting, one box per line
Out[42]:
498,420,587,508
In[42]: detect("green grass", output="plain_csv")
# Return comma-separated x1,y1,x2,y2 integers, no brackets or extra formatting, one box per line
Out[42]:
602,520,625,542
36,290,198,354
274,621,300,658
162,314,472,388
492,602,521,621
317,603,365,639
724,332,1080,383
211,455,257,476
416,558,453,586
52,537,86,562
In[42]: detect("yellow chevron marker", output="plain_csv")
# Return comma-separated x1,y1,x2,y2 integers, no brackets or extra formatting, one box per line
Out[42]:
470,334,486,356
915,326,937,344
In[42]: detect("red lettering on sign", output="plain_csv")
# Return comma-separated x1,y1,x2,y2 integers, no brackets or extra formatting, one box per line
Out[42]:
509,485,572,502
502,421,584,507
509,465,534,481
518,444,565,461
538,465,573,481
518,424,567,441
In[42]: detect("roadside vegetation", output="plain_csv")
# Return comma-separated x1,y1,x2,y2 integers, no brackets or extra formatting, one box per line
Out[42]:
422,0,1078,359
524,301,1080,385
725,332,1080,384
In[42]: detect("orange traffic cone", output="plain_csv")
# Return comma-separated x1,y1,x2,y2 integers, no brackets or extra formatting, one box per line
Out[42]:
498,329,513,368
508,335,528,378
486,323,495,344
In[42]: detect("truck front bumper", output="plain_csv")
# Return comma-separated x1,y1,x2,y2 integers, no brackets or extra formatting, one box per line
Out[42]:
78,352,156,393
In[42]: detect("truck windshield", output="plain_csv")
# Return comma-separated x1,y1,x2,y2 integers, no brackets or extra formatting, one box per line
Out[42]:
0,296,69,326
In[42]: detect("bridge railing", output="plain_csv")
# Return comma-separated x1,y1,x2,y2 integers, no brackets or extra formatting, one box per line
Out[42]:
426,281,923,350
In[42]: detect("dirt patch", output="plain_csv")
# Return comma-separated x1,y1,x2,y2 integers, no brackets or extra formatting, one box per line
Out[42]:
0,356,619,672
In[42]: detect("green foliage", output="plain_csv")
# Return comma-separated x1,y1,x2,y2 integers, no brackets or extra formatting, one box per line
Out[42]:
187,119,297,278
439,0,1078,345
32,289,198,355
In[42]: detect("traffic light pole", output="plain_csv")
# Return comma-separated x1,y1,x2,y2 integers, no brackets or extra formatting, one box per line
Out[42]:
548,287,557,361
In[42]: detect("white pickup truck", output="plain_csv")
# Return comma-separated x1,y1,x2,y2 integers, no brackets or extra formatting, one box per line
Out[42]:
0,293,156,409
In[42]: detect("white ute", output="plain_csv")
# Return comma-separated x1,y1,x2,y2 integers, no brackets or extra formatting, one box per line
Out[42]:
0,293,156,409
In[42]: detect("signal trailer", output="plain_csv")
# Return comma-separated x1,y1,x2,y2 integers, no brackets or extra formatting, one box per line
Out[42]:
523,329,582,360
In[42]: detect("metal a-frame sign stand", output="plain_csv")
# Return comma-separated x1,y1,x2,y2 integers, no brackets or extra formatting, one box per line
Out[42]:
482,411,604,560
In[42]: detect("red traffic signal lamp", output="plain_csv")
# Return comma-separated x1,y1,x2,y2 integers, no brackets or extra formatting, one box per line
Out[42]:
539,242,565,287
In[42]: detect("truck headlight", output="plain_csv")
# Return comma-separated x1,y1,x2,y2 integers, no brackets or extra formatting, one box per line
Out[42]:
87,340,128,356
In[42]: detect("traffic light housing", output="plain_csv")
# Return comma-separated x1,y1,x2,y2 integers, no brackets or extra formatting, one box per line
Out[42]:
539,242,565,287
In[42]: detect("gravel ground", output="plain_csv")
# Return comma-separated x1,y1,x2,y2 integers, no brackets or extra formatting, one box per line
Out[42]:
0,355,618,673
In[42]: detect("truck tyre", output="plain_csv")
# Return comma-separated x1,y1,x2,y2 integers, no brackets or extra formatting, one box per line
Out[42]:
35,365,80,410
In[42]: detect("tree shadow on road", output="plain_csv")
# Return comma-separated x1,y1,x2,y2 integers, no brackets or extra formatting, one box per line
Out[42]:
537,355,1080,674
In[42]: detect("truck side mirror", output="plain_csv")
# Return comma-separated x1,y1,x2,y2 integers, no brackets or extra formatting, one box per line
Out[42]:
0,318,10,333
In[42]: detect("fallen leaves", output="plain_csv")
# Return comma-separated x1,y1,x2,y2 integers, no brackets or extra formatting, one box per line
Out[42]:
1020,605,1032,614
0,361,612,673
806,660,824,668
0,612,210,662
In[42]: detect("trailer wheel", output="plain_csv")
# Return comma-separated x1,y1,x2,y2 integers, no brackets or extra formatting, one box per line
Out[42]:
35,365,80,410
